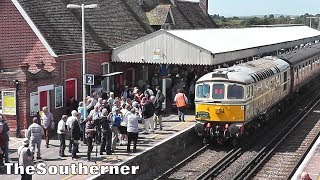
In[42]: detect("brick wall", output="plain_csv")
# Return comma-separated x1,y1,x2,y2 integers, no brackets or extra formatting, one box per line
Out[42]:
0,0,55,72
57,52,110,101
0,0,110,136
0,0,59,136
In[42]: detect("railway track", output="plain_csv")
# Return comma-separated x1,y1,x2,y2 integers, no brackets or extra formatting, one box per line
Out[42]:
155,145,231,180
155,78,320,180
234,97,320,180
195,79,320,180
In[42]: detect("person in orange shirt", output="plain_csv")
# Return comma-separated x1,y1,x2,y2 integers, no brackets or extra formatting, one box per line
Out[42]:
174,89,188,122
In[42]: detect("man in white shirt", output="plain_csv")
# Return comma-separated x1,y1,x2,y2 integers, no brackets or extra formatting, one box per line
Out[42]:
27,117,44,159
57,115,68,157
66,110,78,153
41,106,54,148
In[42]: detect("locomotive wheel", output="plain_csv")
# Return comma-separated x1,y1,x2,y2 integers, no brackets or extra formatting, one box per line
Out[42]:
231,138,238,148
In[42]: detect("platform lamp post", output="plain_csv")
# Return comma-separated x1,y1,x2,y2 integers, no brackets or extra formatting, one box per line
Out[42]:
13,79,19,137
67,3,98,122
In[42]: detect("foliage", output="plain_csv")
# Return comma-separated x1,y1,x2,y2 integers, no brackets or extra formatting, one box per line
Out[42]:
211,13,320,29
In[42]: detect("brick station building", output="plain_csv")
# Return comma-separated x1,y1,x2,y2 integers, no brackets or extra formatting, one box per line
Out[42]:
0,0,217,136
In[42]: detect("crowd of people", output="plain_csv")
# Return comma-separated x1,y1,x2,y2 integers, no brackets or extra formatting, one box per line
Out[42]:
27,84,170,163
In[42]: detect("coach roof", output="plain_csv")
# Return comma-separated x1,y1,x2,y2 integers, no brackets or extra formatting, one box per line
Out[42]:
278,43,320,65
197,57,290,84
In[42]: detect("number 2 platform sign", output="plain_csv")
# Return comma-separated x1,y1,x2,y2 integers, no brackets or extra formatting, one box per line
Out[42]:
84,74,94,85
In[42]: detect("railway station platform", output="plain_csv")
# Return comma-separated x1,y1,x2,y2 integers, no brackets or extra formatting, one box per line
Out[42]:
0,113,197,180
291,135,320,180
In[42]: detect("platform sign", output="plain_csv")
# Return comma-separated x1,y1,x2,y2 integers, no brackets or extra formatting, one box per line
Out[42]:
2,91,16,115
84,74,94,85
153,49,161,61
30,92,39,116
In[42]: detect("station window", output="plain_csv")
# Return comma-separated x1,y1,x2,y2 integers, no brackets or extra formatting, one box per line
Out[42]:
196,84,210,98
227,84,244,99
212,84,224,99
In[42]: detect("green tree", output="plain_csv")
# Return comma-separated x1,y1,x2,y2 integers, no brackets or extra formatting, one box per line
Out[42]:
269,14,274,19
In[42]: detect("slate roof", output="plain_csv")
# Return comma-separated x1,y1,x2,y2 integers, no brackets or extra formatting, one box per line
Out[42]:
146,4,171,25
17,0,217,56
174,1,218,29
18,0,103,55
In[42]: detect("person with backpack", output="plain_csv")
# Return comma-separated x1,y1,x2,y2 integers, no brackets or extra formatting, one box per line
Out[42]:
154,86,165,130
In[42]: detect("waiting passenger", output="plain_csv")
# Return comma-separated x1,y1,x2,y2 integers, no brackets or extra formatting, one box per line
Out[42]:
127,108,139,153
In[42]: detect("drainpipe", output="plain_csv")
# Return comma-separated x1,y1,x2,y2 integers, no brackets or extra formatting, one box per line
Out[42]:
14,79,20,138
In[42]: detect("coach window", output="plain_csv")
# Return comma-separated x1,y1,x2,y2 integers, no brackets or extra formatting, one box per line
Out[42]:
227,84,244,99
212,84,225,99
283,71,288,91
196,84,210,98
246,86,250,99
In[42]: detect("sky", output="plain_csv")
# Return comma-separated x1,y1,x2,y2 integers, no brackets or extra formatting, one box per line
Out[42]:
209,0,320,17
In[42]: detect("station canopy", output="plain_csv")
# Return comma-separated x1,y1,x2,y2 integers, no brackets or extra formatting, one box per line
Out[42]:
112,25,320,65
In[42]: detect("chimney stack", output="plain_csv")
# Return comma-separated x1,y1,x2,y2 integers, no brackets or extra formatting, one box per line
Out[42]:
170,0,177,6
199,0,208,14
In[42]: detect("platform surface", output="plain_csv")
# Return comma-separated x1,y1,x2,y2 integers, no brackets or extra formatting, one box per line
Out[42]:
0,113,196,180
291,135,320,180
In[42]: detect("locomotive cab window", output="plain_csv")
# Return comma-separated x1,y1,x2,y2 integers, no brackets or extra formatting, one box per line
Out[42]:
227,84,244,99
212,84,225,99
196,84,210,98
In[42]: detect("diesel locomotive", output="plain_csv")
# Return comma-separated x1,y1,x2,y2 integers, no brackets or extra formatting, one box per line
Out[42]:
194,43,320,145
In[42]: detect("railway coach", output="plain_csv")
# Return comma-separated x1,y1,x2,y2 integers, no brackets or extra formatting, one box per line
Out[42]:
194,43,320,146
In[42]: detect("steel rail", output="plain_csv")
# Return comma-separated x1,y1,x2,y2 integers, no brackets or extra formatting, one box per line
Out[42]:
196,147,242,180
155,145,208,180
232,93,320,180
